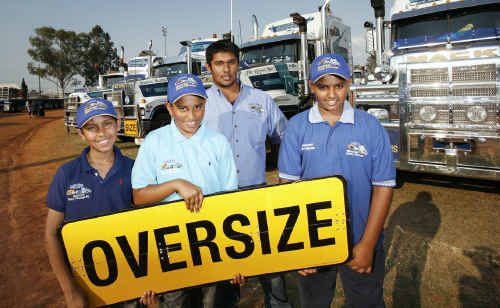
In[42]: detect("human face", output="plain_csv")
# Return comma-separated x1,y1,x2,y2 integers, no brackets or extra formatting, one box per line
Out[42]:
206,51,239,88
167,95,205,138
79,115,118,153
310,74,350,117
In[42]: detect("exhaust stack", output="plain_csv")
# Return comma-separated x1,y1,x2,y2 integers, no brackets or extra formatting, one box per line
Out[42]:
252,14,259,39
371,0,385,67
291,12,309,97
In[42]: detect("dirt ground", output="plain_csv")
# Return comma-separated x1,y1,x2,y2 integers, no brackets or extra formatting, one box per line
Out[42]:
0,110,498,307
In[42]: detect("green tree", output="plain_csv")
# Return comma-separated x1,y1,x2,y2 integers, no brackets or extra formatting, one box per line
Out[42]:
20,78,28,100
27,27,81,96
79,25,118,86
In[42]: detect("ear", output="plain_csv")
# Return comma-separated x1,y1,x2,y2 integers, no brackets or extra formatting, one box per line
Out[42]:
205,62,212,74
166,103,173,116
77,129,86,141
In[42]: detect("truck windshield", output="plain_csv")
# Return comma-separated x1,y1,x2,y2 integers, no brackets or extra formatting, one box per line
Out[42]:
128,58,148,67
241,40,299,65
155,63,188,78
248,65,299,93
139,82,168,97
102,76,124,88
192,41,214,53
393,4,500,48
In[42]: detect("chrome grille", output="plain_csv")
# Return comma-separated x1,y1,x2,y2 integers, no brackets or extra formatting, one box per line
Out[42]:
411,68,449,83
452,64,496,82
452,104,497,126
411,104,449,124
452,86,496,97
410,87,449,97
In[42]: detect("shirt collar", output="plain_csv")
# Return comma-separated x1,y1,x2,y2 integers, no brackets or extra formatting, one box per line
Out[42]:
170,121,207,142
308,100,355,124
209,81,248,102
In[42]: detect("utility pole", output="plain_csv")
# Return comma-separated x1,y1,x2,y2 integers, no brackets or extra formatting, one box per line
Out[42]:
161,26,167,57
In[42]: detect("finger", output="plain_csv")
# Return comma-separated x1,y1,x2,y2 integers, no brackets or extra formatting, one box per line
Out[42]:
199,191,204,210
194,194,201,212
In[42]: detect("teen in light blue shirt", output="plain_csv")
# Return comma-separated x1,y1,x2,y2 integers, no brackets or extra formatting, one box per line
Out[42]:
132,121,237,202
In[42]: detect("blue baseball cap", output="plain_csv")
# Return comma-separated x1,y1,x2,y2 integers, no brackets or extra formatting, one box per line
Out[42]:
77,98,117,128
310,53,351,83
167,73,207,104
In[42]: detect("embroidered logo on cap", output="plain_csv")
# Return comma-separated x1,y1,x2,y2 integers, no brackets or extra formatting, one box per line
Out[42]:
175,76,198,91
317,57,341,72
84,101,108,114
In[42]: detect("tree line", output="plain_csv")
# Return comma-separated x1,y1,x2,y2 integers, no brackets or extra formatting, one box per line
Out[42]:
27,25,119,95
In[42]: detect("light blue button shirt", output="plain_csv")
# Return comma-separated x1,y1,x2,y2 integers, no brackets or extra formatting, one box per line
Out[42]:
132,122,238,203
204,83,287,187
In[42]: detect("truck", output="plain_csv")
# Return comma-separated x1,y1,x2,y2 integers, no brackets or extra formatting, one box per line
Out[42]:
111,77,169,144
350,0,499,181
118,38,220,145
64,72,125,130
239,1,352,118
0,83,25,112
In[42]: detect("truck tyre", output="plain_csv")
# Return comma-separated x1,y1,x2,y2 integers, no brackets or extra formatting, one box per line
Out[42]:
151,112,171,132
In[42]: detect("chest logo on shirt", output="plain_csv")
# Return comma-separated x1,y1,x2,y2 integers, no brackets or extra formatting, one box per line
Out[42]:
160,159,183,173
301,143,316,151
66,183,92,202
249,103,264,114
346,142,368,158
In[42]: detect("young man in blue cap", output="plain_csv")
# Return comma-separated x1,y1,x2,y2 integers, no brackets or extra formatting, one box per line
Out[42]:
45,98,134,307
278,54,395,307
203,39,291,308
131,73,244,307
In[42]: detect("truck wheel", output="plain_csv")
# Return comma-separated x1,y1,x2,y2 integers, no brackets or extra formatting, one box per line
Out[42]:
151,112,171,131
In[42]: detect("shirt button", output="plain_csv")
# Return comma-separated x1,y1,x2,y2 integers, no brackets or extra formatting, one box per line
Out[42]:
234,124,237,128
235,139,239,143
236,154,239,158
232,111,236,114
237,170,240,173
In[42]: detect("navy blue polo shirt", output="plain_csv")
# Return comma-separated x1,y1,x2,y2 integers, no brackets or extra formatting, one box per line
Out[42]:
47,147,134,221
278,101,396,247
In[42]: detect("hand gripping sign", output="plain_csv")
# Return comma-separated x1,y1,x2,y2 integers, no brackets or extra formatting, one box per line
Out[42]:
60,176,351,307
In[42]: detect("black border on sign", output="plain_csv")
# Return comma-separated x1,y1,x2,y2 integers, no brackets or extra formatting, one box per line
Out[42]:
57,175,351,307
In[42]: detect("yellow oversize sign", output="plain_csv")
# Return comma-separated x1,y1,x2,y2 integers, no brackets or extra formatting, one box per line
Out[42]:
60,176,350,307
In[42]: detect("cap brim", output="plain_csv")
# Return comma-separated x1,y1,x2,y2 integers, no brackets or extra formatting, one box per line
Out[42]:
170,93,208,104
312,72,349,83
79,113,118,128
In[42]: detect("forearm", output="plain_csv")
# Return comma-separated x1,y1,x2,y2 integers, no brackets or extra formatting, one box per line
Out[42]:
359,186,393,249
132,180,180,206
45,227,77,294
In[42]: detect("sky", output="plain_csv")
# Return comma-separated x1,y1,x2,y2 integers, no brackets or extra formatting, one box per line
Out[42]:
1,0,390,92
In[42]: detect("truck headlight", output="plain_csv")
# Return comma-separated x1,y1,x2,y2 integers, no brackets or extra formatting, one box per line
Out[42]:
419,106,437,122
367,108,389,121
466,106,487,123
140,107,145,116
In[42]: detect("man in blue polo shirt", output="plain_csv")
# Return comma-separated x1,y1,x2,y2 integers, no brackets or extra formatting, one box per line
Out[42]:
131,73,242,307
203,40,291,308
278,54,395,307
45,98,134,307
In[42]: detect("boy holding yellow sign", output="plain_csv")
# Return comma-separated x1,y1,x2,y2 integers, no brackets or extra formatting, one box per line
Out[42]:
132,73,244,307
278,54,395,307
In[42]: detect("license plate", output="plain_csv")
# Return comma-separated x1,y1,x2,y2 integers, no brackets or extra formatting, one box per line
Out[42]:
124,119,138,137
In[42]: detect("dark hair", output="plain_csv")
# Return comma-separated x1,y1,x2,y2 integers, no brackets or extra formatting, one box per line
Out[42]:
205,40,240,65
